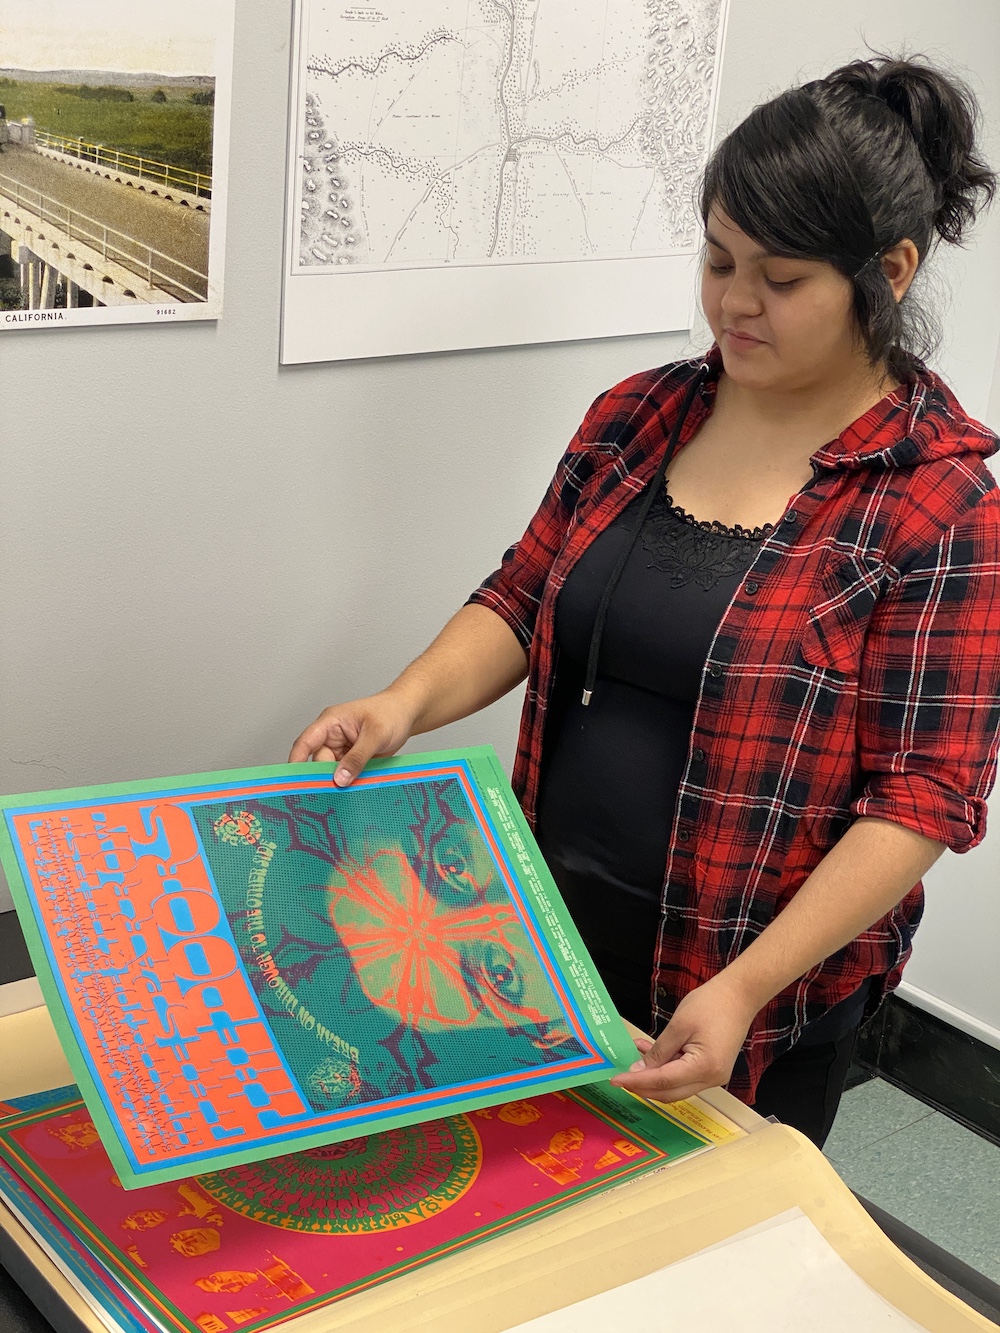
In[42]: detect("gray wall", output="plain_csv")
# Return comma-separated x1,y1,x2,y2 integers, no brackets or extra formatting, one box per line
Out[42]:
2,0,999,1036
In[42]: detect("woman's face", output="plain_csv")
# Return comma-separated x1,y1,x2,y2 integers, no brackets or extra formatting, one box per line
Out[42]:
700,203,869,394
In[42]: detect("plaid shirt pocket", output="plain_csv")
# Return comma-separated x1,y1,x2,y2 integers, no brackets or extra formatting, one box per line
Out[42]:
800,554,886,677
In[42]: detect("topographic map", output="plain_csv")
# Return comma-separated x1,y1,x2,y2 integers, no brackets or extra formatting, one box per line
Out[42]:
295,0,725,272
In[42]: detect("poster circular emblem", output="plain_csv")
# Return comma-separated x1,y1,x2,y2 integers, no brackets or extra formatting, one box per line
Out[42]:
196,1115,481,1233
213,811,264,848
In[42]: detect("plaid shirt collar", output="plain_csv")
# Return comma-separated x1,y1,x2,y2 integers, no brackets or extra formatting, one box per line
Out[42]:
608,343,998,477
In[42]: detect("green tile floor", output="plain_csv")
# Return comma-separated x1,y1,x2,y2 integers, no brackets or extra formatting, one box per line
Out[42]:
824,1078,1000,1284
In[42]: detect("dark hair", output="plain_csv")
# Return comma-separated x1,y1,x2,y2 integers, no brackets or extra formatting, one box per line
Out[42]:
700,55,996,380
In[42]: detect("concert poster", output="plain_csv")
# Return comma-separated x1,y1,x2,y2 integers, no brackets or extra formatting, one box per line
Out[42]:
0,749,636,1189
0,1082,715,1333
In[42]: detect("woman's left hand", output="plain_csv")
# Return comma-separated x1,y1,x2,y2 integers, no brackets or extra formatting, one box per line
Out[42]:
609,974,758,1104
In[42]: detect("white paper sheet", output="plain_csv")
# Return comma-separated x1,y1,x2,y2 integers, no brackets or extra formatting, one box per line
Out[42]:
504,1207,930,1332
0,977,43,1019
280,0,730,362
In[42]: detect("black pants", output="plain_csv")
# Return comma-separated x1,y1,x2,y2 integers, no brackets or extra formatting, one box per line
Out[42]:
750,1026,859,1149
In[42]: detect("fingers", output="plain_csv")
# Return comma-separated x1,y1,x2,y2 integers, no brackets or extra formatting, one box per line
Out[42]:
610,1051,700,1098
332,722,390,787
290,723,381,786
289,703,367,766
611,979,751,1105
610,1051,722,1104
631,1024,686,1072
642,1080,715,1106
611,1020,711,1099
288,717,338,763
290,693,416,784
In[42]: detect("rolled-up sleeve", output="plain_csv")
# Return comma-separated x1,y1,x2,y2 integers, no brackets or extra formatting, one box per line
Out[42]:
852,488,1000,851
467,394,608,648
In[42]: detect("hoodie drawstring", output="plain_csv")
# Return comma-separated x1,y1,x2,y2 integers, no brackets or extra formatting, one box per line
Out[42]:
581,361,711,706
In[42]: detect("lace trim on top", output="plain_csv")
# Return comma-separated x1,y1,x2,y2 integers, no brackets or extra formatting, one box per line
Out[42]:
663,487,776,542
639,490,769,591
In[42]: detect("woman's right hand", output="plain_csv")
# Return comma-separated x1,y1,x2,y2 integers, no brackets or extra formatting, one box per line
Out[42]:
288,604,529,786
288,689,420,786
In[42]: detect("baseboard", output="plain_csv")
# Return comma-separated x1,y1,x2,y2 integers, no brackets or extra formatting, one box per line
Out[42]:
855,995,1000,1147
844,1060,877,1092
896,981,1000,1053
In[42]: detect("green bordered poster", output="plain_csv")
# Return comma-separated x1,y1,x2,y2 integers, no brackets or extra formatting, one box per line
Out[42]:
0,749,636,1188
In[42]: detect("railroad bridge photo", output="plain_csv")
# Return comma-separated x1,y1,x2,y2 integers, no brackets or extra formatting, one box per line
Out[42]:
0,69,215,312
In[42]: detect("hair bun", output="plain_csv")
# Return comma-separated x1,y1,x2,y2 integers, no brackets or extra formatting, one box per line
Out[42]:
826,56,995,245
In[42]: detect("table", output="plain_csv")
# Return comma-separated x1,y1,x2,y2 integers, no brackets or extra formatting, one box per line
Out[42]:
0,1005,995,1333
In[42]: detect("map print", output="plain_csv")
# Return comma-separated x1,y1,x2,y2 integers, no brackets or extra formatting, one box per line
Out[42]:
296,0,724,271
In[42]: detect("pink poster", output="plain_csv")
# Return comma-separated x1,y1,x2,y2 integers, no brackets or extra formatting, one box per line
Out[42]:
0,1085,707,1332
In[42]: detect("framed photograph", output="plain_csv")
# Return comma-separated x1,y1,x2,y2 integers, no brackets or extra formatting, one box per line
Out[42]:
0,0,235,330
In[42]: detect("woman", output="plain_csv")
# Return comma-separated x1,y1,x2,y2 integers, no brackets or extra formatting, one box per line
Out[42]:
291,56,1000,1147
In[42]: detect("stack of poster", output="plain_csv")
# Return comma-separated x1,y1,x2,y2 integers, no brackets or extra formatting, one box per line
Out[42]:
0,1081,713,1332
0,749,716,1329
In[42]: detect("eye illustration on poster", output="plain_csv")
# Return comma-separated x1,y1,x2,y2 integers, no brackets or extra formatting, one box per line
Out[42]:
280,0,730,363
0,0,234,330
193,778,585,1103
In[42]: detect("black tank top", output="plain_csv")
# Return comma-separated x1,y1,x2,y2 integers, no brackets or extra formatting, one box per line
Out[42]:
537,487,767,894
535,486,869,1040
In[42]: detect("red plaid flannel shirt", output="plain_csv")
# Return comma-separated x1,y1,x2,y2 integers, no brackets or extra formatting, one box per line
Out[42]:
469,344,1000,1101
